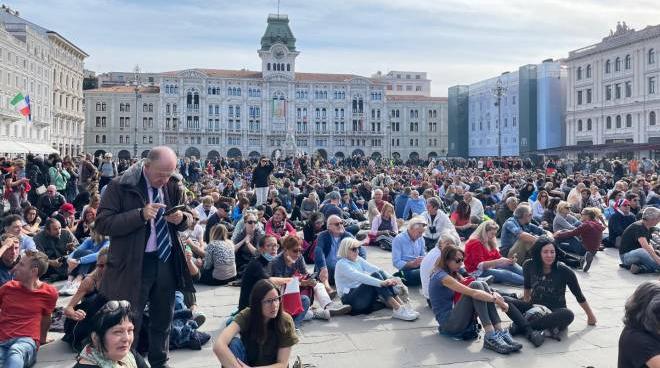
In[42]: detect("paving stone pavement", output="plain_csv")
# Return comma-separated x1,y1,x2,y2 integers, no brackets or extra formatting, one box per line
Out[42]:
36,246,657,368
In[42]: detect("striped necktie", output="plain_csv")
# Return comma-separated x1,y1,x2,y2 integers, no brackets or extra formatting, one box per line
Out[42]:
152,187,171,262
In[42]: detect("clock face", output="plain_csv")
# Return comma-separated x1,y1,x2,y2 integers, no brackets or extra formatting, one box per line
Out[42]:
274,46,286,59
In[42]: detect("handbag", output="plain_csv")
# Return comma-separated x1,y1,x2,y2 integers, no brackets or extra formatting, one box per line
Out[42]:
36,185,47,195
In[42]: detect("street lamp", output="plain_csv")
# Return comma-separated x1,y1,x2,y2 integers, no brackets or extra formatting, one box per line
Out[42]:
133,65,140,159
492,78,507,159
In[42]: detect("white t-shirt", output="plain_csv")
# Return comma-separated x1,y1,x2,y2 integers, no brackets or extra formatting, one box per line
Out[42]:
420,246,441,300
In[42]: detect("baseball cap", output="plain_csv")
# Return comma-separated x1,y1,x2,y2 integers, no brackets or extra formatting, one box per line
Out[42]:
60,203,75,214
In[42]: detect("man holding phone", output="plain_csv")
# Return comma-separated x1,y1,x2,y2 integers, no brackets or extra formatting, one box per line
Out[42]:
96,146,193,368
252,156,274,206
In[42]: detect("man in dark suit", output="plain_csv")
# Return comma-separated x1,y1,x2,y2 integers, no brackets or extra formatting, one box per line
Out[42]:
95,147,193,368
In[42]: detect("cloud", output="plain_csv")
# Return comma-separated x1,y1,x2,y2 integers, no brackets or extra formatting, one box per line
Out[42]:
8,0,660,95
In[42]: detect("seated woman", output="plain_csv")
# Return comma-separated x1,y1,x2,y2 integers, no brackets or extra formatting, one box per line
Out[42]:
506,237,596,340
617,281,660,368
299,191,319,221
63,248,109,352
231,212,264,279
428,245,526,354
265,206,297,243
531,190,549,223
464,220,523,286
60,224,110,296
21,205,41,237
451,200,476,240
200,224,237,285
334,238,418,321
552,201,582,255
541,197,560,231
215,279,298,368
74,207,96,242
74,300,148,368
271,236,351,325
302,212,325,263
555,207,606,272
369,202,398,250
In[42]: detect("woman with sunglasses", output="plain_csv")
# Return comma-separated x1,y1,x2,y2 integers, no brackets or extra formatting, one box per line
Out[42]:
215,279,298,368
74,300,147,368
334,238,418,321
232,212,265,279
531,190,549,223
464,220,523,286
63,248,109,352
428,245,529,354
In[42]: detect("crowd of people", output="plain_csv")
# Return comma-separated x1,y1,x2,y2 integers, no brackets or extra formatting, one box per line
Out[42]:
0,149,659,367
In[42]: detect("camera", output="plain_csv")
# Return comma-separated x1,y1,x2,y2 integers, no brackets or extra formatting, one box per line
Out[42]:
429,226,437,234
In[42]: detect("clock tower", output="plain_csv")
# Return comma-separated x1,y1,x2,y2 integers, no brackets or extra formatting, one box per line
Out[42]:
259,14,299,80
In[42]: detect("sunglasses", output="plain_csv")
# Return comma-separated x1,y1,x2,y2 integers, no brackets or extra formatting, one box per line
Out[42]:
246,221,257,225
350,246,361,253
102,300,130,312
262,295,281,306
453,258,464,264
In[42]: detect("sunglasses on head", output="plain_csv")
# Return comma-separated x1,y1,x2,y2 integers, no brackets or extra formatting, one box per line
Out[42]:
102,300,130,313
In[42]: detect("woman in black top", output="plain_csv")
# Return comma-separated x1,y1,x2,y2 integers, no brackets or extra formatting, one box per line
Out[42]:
618,280,660,368
506,237,597,337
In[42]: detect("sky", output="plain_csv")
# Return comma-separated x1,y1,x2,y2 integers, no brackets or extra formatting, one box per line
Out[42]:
8,0,660,95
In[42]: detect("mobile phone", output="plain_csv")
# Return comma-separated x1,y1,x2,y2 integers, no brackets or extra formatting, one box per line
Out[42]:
163,204,186,216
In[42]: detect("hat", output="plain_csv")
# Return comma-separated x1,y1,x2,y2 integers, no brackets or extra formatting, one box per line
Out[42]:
614,199,630,210
408,216,427,228
60,203,75,214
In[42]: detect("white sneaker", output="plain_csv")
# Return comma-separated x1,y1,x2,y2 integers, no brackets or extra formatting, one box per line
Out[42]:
312,308,331,321
59,281,75,296
303,309,314,321
392,306,418,321
404,304,420,318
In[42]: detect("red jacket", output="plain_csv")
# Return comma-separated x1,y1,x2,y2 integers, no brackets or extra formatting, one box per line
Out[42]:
555,220,605,252
464,238,501,273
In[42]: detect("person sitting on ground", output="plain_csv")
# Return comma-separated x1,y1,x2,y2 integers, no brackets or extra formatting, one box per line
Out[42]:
36,185,66,221
200,224,237,286
203,202,234,244
33,218,79,282
299,191,319,222
554,207,606,272
231,212,264,279
617,280,660,368
367,189,386,224
194,196,217,227
301,212,325,262
428,245,525,354
214,279,298,368
464,191,485,221
231,197,250,224
0,251,58,368
391,216,427,286
21,206,41,237
63,248,109,352
319,191,344,220
53,202,78,234
605,199,636,248
369,202,398,250
0,234,20,286
270,236,351,325
394,187,412,219
495,196,518,234
2,214,36,252
541,197,561,231
73,300,148,368
500,204,547,265
335,238,418,320
60,224,110,296
238,236,292,312
532,190,549,223
314,215,365,293
619,207,660,274
451,196,476,240
506,237,597,341
265,206,296,243
420,232,461,302
421,197,456,252
464,220,524,286
74,207,96,243
179,209,206,259
402,190,426,220
552,201,582,251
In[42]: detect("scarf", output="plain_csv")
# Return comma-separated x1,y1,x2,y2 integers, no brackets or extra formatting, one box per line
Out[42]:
78,344,137,368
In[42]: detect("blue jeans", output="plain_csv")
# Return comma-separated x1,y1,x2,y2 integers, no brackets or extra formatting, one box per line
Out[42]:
0,337,37,368
291,295,311,328
621,249,660,273
69,249,95,277
402,268,421,286
228,337,247,362
480,264,524,286
558,237,586,256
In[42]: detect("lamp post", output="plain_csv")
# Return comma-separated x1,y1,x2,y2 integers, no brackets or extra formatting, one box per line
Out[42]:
133,65,140,159
492,78,507,159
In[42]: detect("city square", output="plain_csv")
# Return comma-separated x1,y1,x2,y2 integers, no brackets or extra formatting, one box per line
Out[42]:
0,1,659,368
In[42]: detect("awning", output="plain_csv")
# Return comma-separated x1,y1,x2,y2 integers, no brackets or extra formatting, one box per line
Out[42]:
0,140,29,154
0,141,58,155
18,142,58,155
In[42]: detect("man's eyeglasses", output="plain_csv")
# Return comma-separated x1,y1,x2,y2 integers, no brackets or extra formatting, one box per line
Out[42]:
262,295,281,306
330,222,343,227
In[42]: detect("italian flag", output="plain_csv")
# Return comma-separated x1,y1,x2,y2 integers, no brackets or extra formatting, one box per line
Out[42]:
10,93,31,121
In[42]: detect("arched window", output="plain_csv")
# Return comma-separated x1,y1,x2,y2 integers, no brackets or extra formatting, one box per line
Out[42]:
616,115,622,128
119,136,124,143
615,57,621,71
650,111,656,126
102,135,106,143
626,114,632,127
606,116,612,129
95,135,99,143
267,63,271,71
577,120,582,131
605,60,611,73
586,64,592,78
576,66,582,80
287,64,290,71
625,54,631,69
649,49,656,64
587,118,592,131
